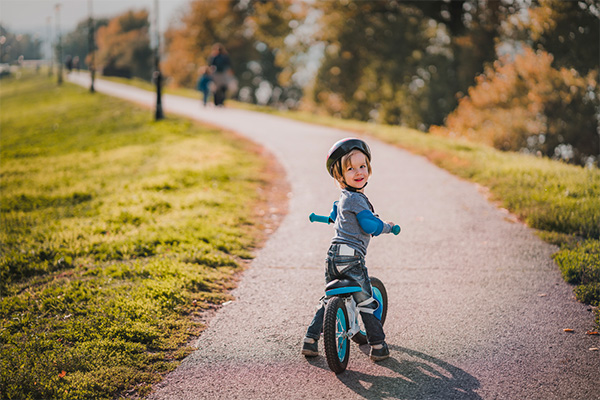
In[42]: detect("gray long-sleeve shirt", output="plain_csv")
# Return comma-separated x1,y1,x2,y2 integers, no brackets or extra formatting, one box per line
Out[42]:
331,189,392,257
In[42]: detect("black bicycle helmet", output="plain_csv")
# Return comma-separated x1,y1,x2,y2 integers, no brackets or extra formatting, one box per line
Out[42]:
326,138,371,177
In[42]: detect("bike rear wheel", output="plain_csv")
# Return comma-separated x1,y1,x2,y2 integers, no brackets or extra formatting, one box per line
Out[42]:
351,276,388,345
323,296,350,374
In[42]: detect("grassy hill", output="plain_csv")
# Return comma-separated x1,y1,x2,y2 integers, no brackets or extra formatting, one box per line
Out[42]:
0,73,282,399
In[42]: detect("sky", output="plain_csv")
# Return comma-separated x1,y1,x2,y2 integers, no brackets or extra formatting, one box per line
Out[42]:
0,0,190,36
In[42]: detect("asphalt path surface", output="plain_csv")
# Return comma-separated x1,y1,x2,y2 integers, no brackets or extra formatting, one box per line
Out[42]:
69,73,599,399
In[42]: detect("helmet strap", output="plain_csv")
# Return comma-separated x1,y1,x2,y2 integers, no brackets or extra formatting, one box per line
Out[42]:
344,181,368,192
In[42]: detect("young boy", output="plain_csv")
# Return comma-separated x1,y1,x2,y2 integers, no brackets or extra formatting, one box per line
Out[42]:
196,66,213,106
302,138,396,361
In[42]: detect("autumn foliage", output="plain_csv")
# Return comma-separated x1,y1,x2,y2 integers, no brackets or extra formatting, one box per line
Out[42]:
95,10,152,80
431,46,599,165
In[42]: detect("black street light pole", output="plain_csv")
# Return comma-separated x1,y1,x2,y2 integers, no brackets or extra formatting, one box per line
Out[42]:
47,16,53,77
55,3,62,85
153,0,164,120
88,0,95,93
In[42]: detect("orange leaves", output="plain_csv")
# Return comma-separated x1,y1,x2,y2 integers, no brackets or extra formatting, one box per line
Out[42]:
95,10,152,80
562,329,600,335
434,44,597,162
59,370,66,378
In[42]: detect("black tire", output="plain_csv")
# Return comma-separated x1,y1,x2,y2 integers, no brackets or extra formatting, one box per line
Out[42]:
371,277,388,325
323,296,350,374
351,276,388,345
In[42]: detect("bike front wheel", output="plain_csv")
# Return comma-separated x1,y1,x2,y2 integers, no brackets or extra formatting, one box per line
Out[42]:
323,296,350,374
351,276,388,345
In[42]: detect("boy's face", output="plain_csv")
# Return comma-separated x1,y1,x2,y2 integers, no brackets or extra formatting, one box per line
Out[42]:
342,151,370,192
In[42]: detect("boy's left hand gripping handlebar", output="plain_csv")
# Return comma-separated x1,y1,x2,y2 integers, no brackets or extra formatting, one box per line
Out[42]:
309,213,401,235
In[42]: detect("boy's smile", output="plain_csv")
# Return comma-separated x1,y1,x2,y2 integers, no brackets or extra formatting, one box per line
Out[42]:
343,151,370,192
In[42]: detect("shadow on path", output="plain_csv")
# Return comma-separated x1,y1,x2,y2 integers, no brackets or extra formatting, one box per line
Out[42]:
310,345,481,400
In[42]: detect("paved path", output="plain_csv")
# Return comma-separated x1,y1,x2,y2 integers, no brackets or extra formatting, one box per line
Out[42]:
69,73,599,399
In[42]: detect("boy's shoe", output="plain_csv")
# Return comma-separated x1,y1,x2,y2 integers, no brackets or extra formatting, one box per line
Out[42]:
301,338,319,357
370,342,389,361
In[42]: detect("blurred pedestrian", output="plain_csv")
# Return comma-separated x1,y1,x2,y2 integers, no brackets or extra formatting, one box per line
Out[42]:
196,66,213,107
208,43,233,106
73,56,80,72
65,55,73,73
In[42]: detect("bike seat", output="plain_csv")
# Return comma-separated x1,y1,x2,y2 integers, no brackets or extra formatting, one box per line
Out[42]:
325,279,362,297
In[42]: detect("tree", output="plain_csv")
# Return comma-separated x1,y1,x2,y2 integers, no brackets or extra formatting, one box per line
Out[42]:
63,18,108,70
0,24,42,63
431,0,600,166
309,0,518,129
521,0,599,76
95,10,152,80
310,1,435,126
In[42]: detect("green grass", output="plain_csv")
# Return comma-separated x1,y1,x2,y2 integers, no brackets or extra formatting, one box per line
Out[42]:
100,75,202,100
0,73,275,399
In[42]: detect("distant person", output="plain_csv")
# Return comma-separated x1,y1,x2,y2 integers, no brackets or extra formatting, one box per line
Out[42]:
208,43,233,106
73,56,80,72
196,66,213,107
65,55,73,73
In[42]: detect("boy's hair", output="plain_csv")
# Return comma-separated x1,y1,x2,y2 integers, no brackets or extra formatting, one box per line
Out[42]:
332,149,372,187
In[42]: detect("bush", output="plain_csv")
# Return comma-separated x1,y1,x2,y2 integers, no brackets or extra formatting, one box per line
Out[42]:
554,239,600,305
432,46,599,166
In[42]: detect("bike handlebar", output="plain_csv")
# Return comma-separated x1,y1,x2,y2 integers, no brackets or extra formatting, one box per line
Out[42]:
309,213,332,224
309,213,401,235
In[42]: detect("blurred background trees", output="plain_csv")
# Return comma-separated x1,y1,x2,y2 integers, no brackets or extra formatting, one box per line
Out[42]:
430,0,598,166
430,47,598,165
19,0,595,165
62,18,108,72
0,25,42,64
95,10,153,80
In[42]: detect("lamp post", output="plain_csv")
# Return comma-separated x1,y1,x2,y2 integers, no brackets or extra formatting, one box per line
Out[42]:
88,0,95,93
47,16,53,76
55,3,62,85
0,36,5,65
153,0,164,120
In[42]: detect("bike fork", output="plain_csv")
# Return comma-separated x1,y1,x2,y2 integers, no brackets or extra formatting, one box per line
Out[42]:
344,296,361,338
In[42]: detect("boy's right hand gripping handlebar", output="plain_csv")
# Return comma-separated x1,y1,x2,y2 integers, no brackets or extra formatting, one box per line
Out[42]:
309,213,333,225
309,213,401,235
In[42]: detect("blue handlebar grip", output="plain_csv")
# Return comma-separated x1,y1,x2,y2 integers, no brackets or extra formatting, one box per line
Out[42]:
309,213,332,224
392,225,401,235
